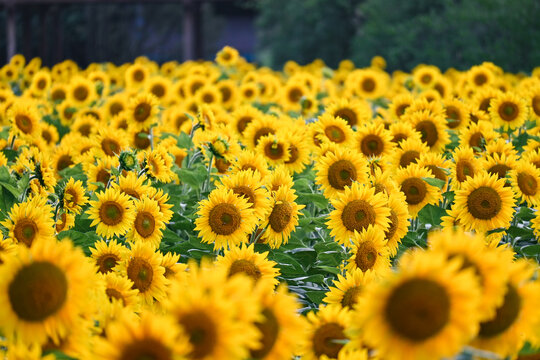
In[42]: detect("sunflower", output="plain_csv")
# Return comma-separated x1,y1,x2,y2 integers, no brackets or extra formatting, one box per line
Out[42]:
300,304,352,360
125,63,150,89
394,163,442,218
412,65,441,89
452,172,516,233
8,101,41,140
146,76,172,104
458,120,498,153
355,122,395,158
443,98,470,130
216,46,240,67
166,259,261,360
248,283,307,360
127,93,159,131
467,64,495,89
489,92,529,130
87,187,136,239
350,250,481,360
314,113,355,148
482,152,517,182
195,187,257,250
387,121,421,147
526,83,540,122
345,225,391,274
315,146,368,199
95,310,190,360
144,146,176,183
1,197,55,247
231,105,262,137
255,134,291,166
148,187,175,223
89,239,128,274
67,76,96,107
383,191,410,256
86,156,119,191
260,186,304,249
40,122,59,146
55,212,75,233
281,81,308,111
265,165,294,192
325,98,371,128
509,160,540,206
391,137,429,169
92,125,128,158
323,269,378,310
242,114,280,149
104,93,127,120
72,114,98,137
112,171,152,201
161,252,187,281
117,241,168,305
126,196,166,249
404,109,450,153
327,182,391,246
485,137,518,159
349,68,389,99
428,228,514,321
98,272,139,313
219,169,272,222
216,79,238,108
0,239,96,346
449,146,482,190
282,131,311,174
215,243,280,286
29,70,51,96
417,152,450,191
470,259,540,358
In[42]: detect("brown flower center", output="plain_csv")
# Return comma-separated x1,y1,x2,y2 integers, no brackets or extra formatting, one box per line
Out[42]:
341,199,376,233
236,116,253,135
101,138,121,156
119,338,172,360
52,89,66,101
13,218,38,247
73,85,88,102
401,178,427,205
354,241,378,272
385,209,399,241
134,102,152,123
488,164,511,181
97,254,120,274
324,125,346,143
341,286,362,308
474,73,488,86
399,150,420,168
415,120,438,147
232,186,256,208
8,262,68,321
254,127,275,146
127,257,154,293
264,142,285,160
99,201,124,225
456,159,474,183
208,203,241,235
360,134,384,157
517,172,537,196
335,108,357,127
385,278,450,341
15,114,33,134
135,211,156,238
288,87,303,103
229,259,262,281
134,130,151,150
96,168,111,186
361,78,376,92
498,102,519,122
250,308,280,358
466,186,502,220
445,105,462,129
327,159,357,190
269,201,293,233
285,144,299,165
478,284,521,338
532,95,540,117
105,288,126,306
179,311,218,359
133,69,145,82
426,165,447,184
151,84,165,98
312,322,346,358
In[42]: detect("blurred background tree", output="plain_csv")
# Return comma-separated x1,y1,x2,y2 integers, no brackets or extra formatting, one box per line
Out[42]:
0,0,539,72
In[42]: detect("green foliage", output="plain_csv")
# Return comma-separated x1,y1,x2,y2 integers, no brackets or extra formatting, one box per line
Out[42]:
255,0,540,72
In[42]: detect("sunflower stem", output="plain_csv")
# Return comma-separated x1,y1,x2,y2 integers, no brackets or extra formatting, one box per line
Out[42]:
461,346,504,360
149,127,154,150
202,153,214,193
8,134,15,149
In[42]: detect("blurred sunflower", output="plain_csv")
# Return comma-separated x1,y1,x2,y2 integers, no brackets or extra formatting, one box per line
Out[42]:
395,163,442,218
89,239,128,274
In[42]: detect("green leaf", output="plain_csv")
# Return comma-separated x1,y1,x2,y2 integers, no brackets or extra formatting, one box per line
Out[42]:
305,290,326,304
42,350,77,360
297,192,328,209
288,248,317,268
0,186,16,222
177,164,207,189
422,177,446,189
177,132,194,149
417,204,447,227
272,253,306,276
507,226,534,239
315,265,340,275
520,245,540,256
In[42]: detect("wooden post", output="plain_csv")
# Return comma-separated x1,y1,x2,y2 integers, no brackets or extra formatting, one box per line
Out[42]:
6,1,16,61
182,0,202,61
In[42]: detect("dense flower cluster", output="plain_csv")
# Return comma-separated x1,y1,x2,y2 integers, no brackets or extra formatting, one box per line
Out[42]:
0,48,539,359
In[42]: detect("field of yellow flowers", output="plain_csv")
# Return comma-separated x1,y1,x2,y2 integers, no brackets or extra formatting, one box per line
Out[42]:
0,46,540,359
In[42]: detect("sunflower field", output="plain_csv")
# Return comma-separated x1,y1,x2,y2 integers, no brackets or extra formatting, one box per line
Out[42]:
0,47,540,360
